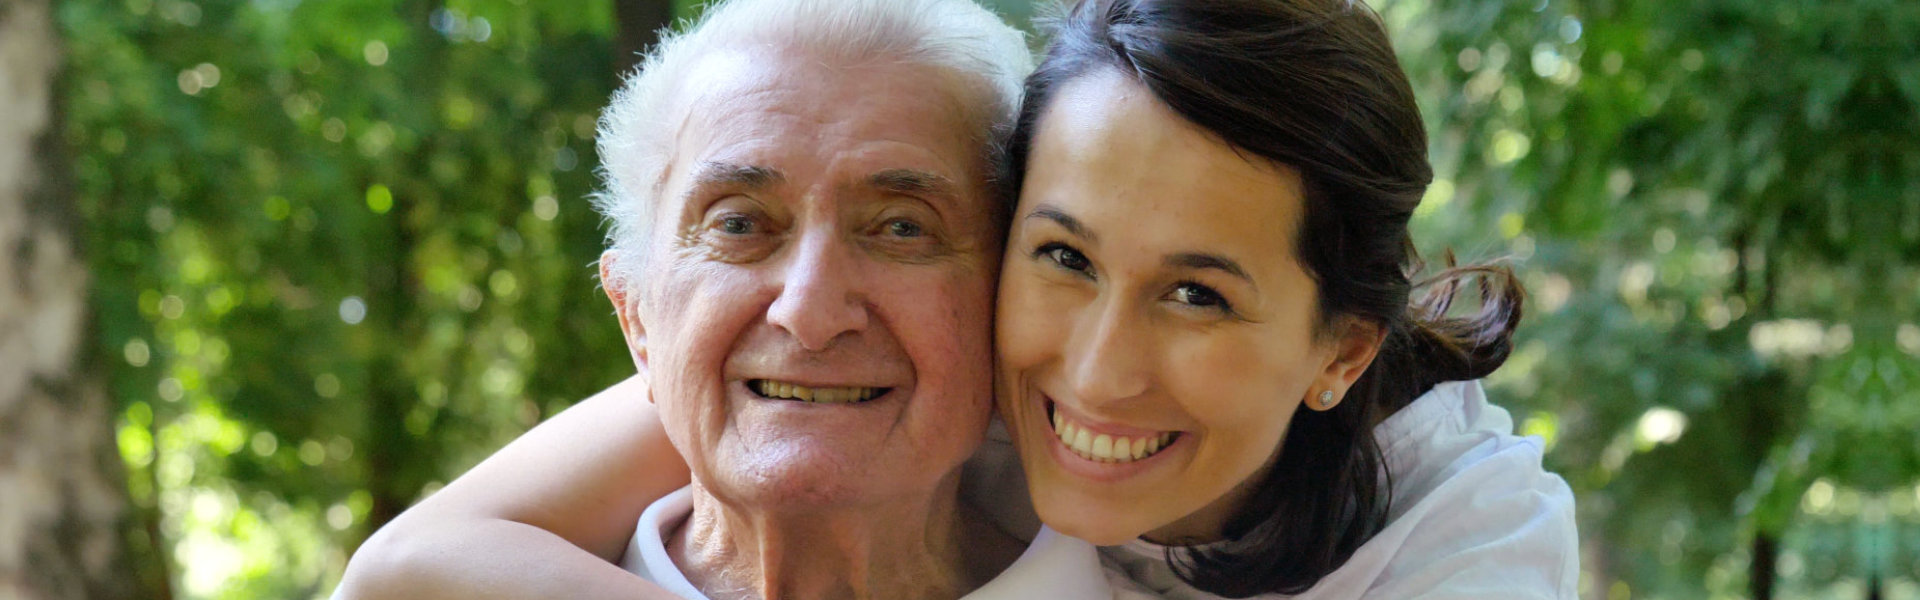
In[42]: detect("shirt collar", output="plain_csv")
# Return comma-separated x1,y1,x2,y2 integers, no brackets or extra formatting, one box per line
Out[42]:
623,486,1114,600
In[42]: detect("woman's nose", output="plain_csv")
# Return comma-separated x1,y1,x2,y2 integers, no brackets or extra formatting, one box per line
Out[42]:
1064,297,1152,406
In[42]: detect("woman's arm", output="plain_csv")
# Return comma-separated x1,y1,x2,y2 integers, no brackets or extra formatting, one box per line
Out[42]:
334,375,691,599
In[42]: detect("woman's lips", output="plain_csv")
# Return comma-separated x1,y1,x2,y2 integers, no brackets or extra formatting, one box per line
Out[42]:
1046,399,1182,463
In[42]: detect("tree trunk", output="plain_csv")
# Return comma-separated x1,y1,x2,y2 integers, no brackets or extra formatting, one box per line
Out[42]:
612,0,675,74
0,0,140,598
1750,532,1776,600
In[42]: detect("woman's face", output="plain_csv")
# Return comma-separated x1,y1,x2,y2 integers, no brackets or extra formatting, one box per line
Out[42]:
996,68,1380,546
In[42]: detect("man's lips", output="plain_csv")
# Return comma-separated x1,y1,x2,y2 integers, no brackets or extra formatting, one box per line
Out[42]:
747,378,892,404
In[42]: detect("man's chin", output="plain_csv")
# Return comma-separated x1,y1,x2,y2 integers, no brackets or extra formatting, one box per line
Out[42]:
705,442,954,509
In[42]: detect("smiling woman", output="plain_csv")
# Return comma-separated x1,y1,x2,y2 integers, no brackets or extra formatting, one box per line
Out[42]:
989,1,1571,596
996,65,1349,551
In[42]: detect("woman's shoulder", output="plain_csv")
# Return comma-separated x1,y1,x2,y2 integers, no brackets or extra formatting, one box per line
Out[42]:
1094,382,1580,600
1339,380,1580,599
1332,467,1579,599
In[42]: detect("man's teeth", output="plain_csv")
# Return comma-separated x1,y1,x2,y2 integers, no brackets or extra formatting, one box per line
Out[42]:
752,380,879,404
1051,410,1175,463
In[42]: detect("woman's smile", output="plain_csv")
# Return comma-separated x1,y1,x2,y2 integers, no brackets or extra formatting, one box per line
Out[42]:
1047,404,1180,464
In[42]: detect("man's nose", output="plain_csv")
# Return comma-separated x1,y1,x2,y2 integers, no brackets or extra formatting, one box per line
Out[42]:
1064,296,1152,406
766,228,870,351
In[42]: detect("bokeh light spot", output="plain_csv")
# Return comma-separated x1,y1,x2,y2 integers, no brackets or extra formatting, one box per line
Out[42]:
125,338,152,367
339,296,367,325
314,373,342,398
533,195,559,221
263,196,291,221
1634,407,1687,447
365,184,393,215
250,431,278,456
364,41,390,66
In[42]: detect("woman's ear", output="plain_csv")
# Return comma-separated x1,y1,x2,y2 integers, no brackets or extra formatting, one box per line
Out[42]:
1309,317,1386,411
600,250,649,383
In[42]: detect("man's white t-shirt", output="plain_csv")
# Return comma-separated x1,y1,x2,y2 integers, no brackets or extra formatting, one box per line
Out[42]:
620,487,1117,600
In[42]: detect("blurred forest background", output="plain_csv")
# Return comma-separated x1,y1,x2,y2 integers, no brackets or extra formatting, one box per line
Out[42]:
1,0,1915,598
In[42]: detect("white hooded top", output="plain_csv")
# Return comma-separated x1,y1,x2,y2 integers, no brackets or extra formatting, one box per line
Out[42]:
1097,380,1580,599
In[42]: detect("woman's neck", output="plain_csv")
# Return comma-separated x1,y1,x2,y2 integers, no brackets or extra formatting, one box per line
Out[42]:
668,475,995,600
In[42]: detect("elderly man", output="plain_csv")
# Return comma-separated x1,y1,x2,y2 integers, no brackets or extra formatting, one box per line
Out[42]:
335,0,1115,598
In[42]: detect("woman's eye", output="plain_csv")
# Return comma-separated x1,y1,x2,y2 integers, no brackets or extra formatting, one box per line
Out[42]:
1038,243,1093,274
886,219,924,238
1171,283,1231,311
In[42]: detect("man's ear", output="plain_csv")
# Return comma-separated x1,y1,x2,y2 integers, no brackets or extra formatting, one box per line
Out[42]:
1309,317,1387,411
600,250,649,382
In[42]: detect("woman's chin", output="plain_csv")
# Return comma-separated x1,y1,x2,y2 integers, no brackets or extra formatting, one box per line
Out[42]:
1031,490,1151,546
1045,515,1142,546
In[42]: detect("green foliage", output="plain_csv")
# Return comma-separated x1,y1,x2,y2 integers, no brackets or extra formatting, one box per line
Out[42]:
61,0,1914,598
65,0,633,596
1381,0,1920,597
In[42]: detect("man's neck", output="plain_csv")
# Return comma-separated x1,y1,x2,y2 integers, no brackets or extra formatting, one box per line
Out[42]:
668,475,1009,600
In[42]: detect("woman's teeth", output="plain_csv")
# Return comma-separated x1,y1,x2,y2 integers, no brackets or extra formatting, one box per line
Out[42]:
750,380,880,403
1051,410,1176,463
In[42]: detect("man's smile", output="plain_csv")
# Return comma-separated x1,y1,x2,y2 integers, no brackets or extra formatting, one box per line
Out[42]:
746,379,891,404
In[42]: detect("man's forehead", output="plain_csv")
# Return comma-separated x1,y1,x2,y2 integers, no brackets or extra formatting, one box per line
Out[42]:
666,54,985,189
671,46,978,144
686,160,963,201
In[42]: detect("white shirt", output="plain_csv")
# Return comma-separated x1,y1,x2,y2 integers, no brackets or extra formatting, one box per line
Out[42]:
1096,380,1580,599
620,487,1117,600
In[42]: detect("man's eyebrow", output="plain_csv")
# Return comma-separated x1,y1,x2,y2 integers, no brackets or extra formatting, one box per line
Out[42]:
868,169,958,199
692,161,785,189
1023,206,1097,243
1167,252,1254,285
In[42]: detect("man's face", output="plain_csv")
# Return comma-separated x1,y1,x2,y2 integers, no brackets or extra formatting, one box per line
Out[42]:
608,48,1002,508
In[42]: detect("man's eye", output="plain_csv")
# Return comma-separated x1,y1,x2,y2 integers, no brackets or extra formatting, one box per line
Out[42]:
1171,283,1231,311
886,219,924,238
1037,243,1093,274
717,215,756,235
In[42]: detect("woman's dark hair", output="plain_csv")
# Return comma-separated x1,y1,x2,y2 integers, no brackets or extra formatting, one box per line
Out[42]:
1005,0,1526,596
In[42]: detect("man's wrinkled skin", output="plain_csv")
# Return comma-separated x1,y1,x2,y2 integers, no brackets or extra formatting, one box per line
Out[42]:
597,45,1019,600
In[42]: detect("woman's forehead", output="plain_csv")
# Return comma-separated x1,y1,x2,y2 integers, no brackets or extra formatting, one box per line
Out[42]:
1026,74,1306,240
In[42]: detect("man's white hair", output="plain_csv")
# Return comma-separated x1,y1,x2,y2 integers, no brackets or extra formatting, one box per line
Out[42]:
593,0,1032,283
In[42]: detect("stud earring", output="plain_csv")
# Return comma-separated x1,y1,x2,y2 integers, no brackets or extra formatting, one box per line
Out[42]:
1318,390,1335,409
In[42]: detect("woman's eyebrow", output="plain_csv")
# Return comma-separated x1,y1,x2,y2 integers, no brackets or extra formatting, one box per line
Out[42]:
1023,206,1097,243
1166,252,1254,286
